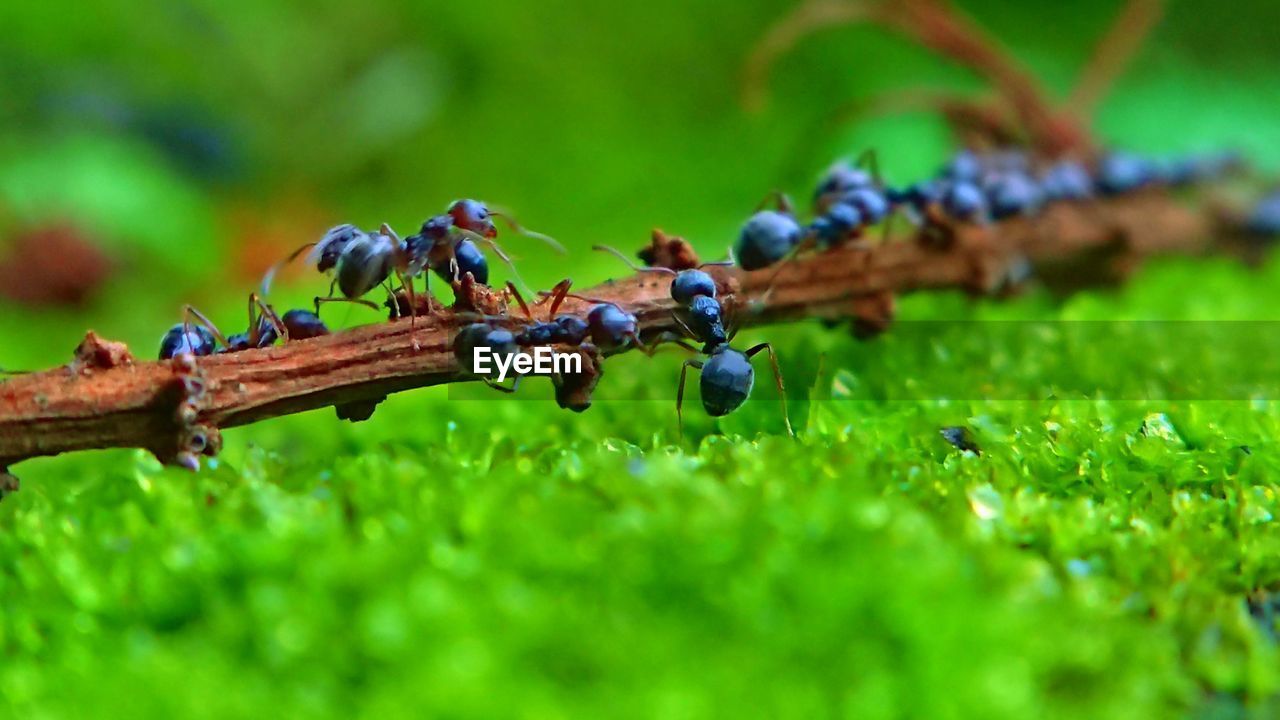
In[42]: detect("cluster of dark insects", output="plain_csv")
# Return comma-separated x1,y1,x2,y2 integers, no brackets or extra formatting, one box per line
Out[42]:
733,149,1248,273
150,157,1280,439
154,196,795,434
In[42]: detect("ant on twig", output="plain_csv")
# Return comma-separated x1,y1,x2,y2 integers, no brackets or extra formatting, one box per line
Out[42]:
594,245,793,437
265,200,561,327
158,292,328,360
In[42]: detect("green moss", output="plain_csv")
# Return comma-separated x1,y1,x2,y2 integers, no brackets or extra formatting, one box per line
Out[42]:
4,257,1280,718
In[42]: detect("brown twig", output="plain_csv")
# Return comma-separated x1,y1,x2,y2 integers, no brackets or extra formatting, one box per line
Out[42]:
0,189,1224,474
743,0,1096,157
1068,0,1166,120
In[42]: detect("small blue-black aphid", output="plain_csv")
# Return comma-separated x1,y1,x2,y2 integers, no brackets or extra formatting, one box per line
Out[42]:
736,210,803,270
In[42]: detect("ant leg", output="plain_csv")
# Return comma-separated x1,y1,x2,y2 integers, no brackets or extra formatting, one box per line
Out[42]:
313,279,340,315
260,241,318,295
477,237,532,294
505,281,534,319
665,337,702,354
182,305,231,349
879,212,896,245
627,332,657,357
482,375,522,394
853,147,883,186
543,278,573,319
671,310,698,341
397,270,421,351
249,292,289,345
744,342,795,437
489,211,566,253
754,190,795,214
756,235,818,306
592,244,676,276
315,296,381,318
676,359,705,442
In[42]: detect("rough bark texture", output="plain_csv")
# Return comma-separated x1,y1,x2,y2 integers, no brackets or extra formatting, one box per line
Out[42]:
0,190,1220,472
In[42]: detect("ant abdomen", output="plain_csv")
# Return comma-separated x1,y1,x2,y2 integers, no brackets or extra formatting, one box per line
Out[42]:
699,346,754,417
282,309,329,340
586,304,639,351
431,238,489,285
335,231,396,299
737,211,803,271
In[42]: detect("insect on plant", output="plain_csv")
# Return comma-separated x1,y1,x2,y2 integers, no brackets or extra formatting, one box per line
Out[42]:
593,245,793,437
158,292,328,360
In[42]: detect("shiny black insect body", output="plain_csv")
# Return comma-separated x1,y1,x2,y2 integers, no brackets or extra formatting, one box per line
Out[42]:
158,294,328,360
593,245,791,435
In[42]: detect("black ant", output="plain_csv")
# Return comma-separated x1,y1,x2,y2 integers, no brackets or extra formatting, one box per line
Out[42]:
593,245,793,437
265,200,560,332
158,293,329,360
408,199,562,287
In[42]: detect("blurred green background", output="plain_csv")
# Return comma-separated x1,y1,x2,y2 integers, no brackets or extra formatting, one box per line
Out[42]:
4,1,1280,717
1,0,1279,366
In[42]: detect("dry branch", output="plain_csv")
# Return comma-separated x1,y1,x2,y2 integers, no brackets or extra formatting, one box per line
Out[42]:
0,190,1223,474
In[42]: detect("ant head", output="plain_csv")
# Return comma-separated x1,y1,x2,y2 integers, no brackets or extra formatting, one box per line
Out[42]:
449,199,498,238
316,224,363,272
670,269,717,305
699,345,754,417
159,324,217,360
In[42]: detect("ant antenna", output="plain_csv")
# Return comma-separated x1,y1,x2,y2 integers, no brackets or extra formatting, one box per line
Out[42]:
454,227,536,297
853,148,884,187
487,209,566,253
592,244,676,275
755,190,796,214
261,241,318,296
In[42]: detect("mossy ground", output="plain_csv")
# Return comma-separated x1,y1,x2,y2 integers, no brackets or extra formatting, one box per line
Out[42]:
5,255,1280,718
